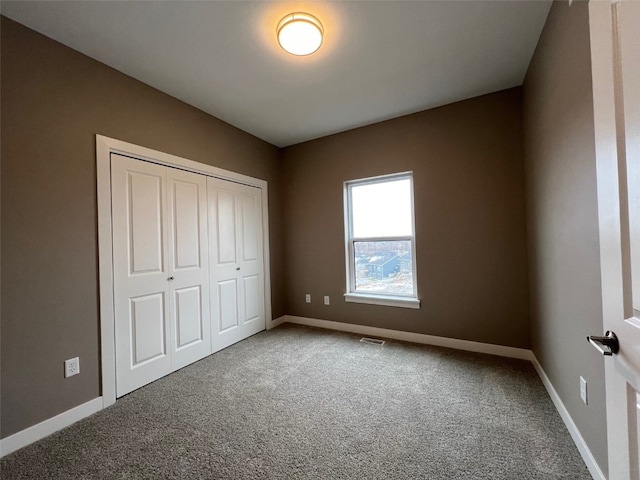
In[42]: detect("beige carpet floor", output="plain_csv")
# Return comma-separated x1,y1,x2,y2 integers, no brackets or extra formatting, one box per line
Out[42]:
1,323,591,479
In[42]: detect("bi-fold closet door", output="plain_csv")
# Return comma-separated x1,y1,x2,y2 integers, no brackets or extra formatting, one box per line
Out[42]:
111,154,211,396
111,154,265,398
208,177,265,353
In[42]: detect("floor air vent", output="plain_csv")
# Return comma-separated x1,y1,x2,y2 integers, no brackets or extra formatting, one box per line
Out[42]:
360,337,385,346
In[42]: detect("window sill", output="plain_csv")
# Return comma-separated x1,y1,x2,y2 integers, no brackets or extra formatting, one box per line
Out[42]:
344,293,420,309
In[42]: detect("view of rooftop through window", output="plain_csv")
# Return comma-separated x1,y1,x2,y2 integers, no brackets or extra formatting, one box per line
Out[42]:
354,240,413,296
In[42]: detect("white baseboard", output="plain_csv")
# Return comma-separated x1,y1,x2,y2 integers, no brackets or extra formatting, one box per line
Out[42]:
0,397,103,458
282,315,533,360
531,357,605,480
267,315,288,330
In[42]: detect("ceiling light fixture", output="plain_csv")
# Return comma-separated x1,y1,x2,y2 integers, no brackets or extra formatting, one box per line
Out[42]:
277,12,324,56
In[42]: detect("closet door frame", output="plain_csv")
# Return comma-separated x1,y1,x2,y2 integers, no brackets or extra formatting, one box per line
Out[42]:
96,135,273,408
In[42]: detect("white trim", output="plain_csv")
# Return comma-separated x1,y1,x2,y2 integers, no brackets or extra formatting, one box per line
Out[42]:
97,136,268,188
531,356,606,480
261,187,274,330
96,136,117,408
96,135,273,406
344,293,420,309
281,315,532,360
268,315,288,330
0,397,103,458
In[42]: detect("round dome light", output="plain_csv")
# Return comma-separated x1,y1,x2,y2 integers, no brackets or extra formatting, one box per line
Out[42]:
277,13,324,56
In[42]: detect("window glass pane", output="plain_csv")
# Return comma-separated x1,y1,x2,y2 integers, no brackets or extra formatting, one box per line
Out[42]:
351,178,412,238
354,240,414,297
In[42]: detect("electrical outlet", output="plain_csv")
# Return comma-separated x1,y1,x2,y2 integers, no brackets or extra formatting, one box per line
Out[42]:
324,295,330,305
305,294,311,303
580,376,588,405
65,357,80,378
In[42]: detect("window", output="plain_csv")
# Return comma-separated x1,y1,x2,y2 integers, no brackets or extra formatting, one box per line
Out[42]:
344,172,419,309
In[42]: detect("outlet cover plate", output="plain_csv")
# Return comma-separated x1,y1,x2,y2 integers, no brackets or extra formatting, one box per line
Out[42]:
65,357,80,378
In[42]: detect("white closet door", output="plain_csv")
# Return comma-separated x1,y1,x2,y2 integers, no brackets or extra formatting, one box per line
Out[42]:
112,154,172,396
112,155,211,396
208,177,265,352
167,168,211,370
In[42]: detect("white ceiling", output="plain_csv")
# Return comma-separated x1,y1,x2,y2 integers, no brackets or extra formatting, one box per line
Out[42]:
1,1,551,147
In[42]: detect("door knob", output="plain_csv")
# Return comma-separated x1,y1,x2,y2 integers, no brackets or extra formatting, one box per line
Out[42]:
587,331,619,356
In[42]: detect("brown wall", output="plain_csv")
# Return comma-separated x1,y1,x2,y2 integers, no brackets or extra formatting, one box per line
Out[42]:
3,7,607,469
0,17,284,438
523,0,607,473
281,88,530,348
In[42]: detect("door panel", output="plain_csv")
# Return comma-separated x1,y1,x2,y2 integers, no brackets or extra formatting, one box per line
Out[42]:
166,168,211,370
128,172,164,275
216,190,237,264
174,286,203,349
236,186,264,338
130,293,166,366
243,275,260,322
112,154,172,396
208,177,265,352
218,279,239,332
240,193,259,262
172,181,201,270
632,389,640,477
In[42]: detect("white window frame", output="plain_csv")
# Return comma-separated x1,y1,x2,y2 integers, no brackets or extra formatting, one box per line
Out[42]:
343,172,420,309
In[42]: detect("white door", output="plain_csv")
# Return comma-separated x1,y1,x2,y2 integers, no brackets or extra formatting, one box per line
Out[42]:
166,168,211,370
111,154,210,396
590,2,640,478
208,177,265,352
